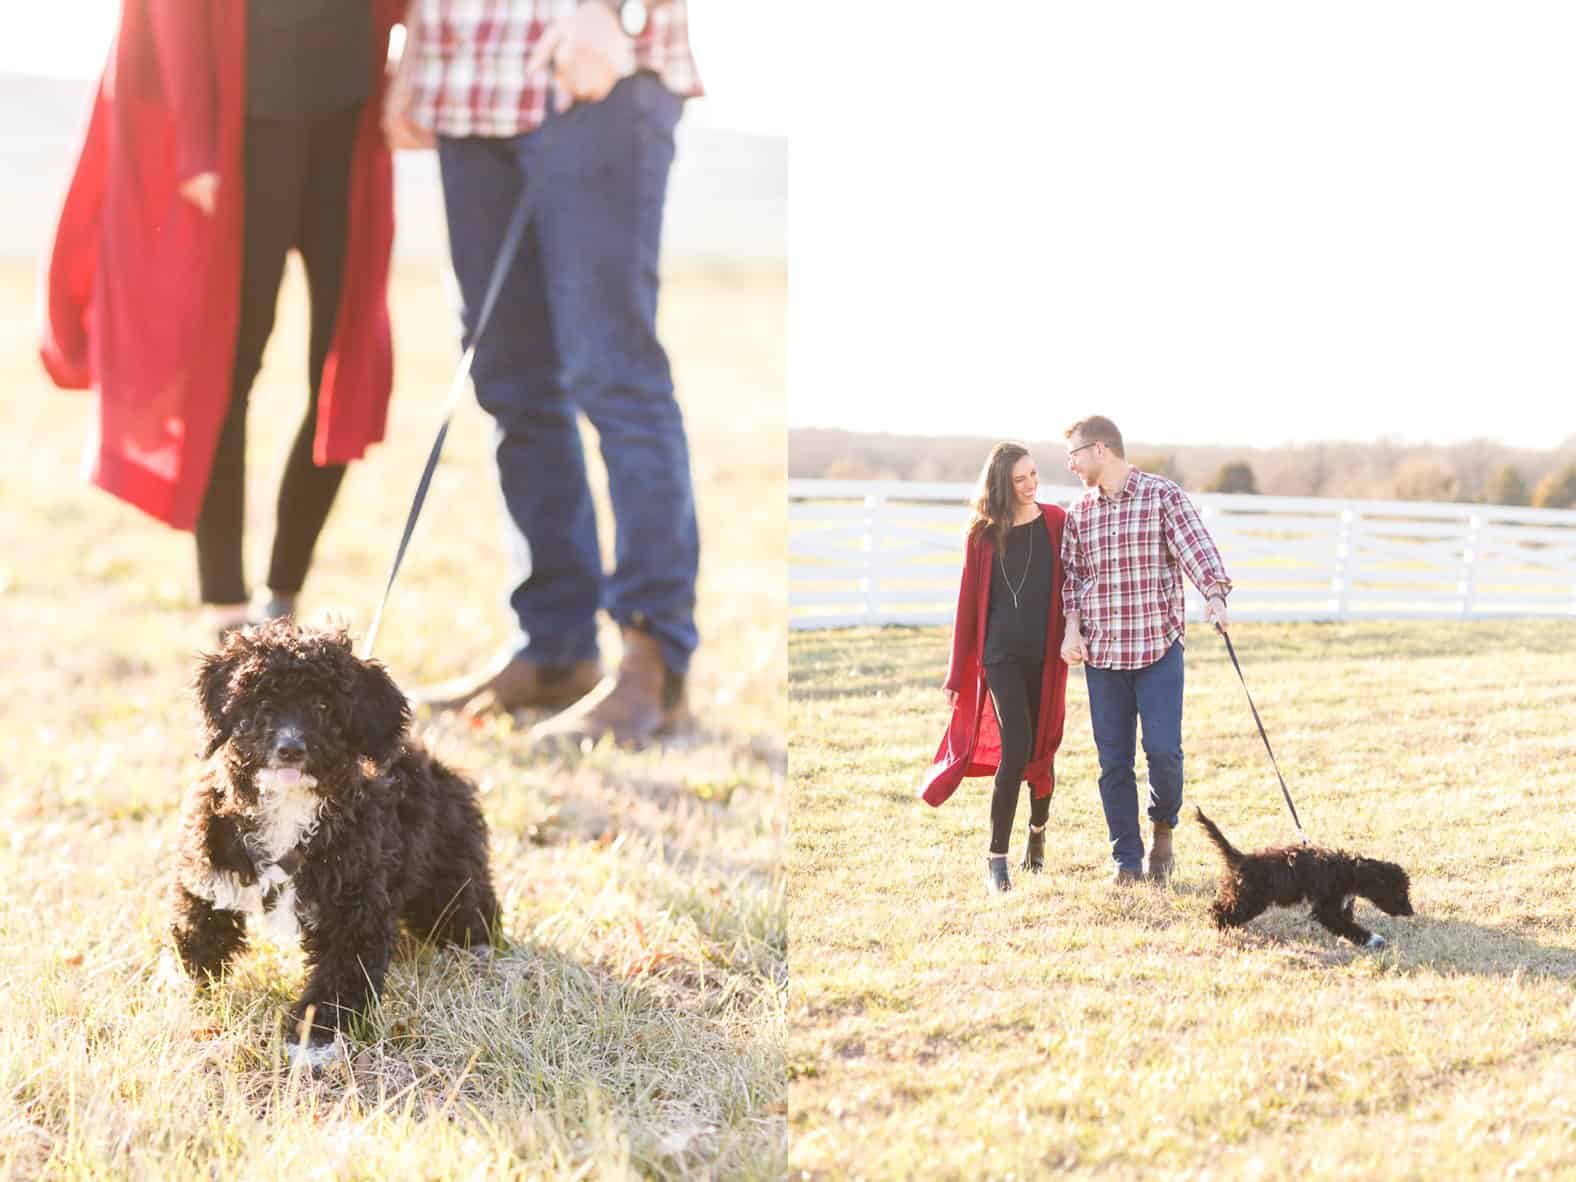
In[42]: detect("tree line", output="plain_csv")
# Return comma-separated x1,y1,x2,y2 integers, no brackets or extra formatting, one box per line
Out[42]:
789,429,1576,508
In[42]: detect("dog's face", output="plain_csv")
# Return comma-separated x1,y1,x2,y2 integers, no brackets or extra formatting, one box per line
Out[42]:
195,620,409,807
1357,857,1415,916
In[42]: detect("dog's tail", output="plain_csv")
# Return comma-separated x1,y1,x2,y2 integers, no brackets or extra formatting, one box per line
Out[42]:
1193,807,1242,867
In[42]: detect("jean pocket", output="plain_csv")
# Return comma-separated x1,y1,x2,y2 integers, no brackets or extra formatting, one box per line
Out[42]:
628,70,682,132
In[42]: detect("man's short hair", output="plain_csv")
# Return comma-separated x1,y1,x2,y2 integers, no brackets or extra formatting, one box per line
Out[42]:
1065,416,1125,458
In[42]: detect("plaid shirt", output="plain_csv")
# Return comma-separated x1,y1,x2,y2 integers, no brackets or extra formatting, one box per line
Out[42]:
407,0,703,138
1060,469,1233,670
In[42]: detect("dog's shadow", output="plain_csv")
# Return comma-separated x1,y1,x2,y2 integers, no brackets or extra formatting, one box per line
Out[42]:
1183,889,1576,982
205,927,772,1127
1377,913,1576,981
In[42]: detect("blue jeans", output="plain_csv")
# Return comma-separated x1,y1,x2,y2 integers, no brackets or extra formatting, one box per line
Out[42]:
436,73,699,676
1084,642,1185,871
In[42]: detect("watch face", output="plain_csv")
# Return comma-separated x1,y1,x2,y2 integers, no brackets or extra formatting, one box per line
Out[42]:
620,0,649,36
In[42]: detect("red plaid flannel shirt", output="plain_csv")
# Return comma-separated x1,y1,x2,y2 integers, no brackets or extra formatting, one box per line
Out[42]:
1059,469,1233,670
407,0,703,138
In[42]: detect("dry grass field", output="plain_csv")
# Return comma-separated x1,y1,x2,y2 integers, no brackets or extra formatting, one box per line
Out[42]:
789,620,1576,1180
0,256,785,1180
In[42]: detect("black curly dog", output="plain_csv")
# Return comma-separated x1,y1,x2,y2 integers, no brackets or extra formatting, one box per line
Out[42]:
170,620,499,1067
1194,808,1413,949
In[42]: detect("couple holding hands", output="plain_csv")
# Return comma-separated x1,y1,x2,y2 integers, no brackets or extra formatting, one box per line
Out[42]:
922,416,1234,894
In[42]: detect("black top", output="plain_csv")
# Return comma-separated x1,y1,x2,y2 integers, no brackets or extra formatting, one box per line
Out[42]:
983,515,1054,666
247,0,376,119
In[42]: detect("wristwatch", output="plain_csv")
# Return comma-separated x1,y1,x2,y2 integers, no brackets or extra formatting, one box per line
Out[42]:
596,0,649,37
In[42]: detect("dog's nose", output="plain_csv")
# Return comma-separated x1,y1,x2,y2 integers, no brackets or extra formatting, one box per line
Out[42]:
274,736,307,765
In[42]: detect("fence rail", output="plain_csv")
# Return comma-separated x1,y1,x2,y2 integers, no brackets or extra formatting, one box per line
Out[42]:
789,479,1576,630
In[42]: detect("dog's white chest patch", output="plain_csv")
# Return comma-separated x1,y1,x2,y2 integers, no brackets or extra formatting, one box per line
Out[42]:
247,770,323,863
193,770,323,945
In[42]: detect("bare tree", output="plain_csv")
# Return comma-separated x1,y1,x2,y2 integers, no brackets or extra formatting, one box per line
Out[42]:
1442,438,1503,502
1133,453,1184,485
1481,464,1529,506
788,428,1575,505
1393,457,1460,502
1202,461,1259,494
1264,442,1330,497
1532,462,1576,509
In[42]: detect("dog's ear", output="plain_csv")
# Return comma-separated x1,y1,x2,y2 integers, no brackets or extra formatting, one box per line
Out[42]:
347,655,410,766
194,643,243,759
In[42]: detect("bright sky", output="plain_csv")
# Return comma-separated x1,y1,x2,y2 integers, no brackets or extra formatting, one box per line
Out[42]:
1,0,787,135
17,4,1576,452
791,2,1576,450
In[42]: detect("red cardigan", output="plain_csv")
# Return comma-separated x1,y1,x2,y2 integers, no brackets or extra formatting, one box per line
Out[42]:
39,0,403,530
920,503,1070,807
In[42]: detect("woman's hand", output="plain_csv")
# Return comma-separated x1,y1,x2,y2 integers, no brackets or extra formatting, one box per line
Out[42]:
178,172,218,215
526,2,634,112
382,72,435,149
1060,629,1086,666
383,31,436,150
944,688,959,708
382,81,435,149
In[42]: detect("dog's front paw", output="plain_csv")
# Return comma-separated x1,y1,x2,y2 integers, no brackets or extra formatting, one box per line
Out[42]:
285,1036,342,1073
155,949,198,994
1365,932,1387,950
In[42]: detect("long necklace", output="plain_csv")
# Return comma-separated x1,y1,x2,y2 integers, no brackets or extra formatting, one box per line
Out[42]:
999,521,1034,610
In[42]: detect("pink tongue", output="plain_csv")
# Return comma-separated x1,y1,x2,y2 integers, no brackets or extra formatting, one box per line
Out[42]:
274,767,303,786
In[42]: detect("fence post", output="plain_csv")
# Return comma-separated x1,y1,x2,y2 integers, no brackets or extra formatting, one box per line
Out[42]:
1332,505,1354,619
1459,511,1482,617
861,492,883,622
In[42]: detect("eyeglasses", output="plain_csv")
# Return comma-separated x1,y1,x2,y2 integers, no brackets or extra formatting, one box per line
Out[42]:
1067,442,1100,458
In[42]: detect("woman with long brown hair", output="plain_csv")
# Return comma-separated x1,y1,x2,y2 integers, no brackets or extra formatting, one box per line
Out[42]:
919,442,1070,893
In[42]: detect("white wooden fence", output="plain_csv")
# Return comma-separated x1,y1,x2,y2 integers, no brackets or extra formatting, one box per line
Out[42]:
789,479,1576,630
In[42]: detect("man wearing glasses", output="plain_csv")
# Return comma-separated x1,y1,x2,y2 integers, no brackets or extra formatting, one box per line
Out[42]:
1060,416,1232,884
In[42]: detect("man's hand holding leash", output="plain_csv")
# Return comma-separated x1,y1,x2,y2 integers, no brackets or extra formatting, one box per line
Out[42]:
1205,594,1229,634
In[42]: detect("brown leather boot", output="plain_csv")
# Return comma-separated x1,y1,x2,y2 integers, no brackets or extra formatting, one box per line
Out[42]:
408,651,601,716
526,627,690,749
1146,822,1175,882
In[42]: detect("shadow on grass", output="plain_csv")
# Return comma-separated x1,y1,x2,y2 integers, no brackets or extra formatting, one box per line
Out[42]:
1389,915,1576,979
1073,863,1576,985
180,932,783,1177
1204,905,1576,983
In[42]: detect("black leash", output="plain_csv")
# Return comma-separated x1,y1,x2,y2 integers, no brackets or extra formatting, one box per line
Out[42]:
1219,629,1310,845
362,188,535,659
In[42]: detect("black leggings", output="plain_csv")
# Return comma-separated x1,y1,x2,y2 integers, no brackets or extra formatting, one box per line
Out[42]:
195,105,360,605
983,659,1050,855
